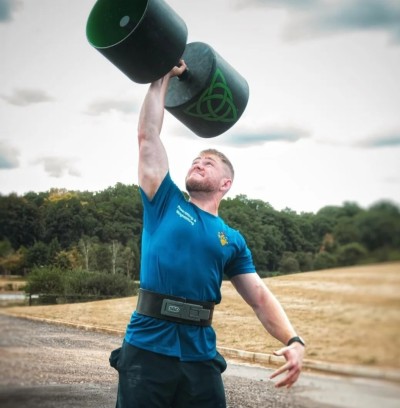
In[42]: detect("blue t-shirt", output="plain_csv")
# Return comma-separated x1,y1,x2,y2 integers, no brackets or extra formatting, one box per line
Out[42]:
124,172,256,361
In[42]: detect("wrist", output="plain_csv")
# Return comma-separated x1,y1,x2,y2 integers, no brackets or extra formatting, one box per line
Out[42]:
287,336,305,347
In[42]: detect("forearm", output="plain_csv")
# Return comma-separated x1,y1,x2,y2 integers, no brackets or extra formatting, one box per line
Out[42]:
138,76,170,142
136,60,186,198
137,61,186,147
137,75,171,197
231,259,304,388
231,273,297,346
252,287,297,346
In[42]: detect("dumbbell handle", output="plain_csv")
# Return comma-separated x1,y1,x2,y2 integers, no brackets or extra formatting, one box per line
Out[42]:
178,67,190,81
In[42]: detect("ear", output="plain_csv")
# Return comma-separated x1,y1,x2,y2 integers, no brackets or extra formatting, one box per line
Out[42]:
220,177,232,194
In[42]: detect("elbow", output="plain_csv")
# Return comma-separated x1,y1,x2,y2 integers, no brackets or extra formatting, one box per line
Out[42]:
137,125,158,146
137,128,147,145
248,282,270,311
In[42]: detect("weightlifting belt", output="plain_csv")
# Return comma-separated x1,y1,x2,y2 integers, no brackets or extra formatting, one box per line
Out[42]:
136,288,215,327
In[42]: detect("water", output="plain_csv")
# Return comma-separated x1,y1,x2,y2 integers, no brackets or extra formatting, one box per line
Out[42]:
0,293,35,306
0,293,26,300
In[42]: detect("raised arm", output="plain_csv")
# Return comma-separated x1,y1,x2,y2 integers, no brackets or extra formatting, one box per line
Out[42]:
137,61,187,199
230,273,304,388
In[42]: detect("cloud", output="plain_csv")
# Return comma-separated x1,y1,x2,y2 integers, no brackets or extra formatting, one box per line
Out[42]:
0,140,20,169
0,0,21,22
217,126,310,147
234,0,317,10
0,88,55,106
299,0,400,42
235,0,400,43
355,131,400,148
33,157,81,178
85,98,138,116
383,175,400,184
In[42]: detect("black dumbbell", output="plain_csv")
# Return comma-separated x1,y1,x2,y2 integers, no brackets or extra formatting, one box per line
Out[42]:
86,0,249,138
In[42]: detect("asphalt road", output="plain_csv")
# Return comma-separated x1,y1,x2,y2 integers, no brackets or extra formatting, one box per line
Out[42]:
0,314,399,408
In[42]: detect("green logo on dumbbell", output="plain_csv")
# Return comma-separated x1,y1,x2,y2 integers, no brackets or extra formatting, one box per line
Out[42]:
184,69,238,123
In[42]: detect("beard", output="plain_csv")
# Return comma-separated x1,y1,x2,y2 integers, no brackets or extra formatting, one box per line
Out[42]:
185,176,215,194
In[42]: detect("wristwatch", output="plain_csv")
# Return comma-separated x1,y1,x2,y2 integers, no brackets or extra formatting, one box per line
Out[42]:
287,336,305,347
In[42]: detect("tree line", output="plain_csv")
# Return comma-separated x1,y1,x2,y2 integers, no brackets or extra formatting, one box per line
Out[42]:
1,183,400,280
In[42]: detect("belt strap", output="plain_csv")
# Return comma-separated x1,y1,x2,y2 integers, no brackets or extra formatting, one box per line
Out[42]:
136,289,215,327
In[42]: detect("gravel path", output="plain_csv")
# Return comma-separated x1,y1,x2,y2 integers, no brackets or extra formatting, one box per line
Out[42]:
0,314,332,407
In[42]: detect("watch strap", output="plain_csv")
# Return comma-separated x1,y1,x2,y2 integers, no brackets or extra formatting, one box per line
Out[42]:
287,336,305,347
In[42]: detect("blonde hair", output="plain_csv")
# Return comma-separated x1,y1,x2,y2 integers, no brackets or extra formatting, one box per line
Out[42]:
200,149,234,180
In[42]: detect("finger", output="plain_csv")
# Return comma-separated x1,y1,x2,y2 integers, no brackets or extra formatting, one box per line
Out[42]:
178,59,186,69
272,364,299,388
273,345,291,356
177,64,187,75
269,362,290,379
274,370,300,388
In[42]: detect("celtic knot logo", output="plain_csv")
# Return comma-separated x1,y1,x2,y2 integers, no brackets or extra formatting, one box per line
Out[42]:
184,68,238,123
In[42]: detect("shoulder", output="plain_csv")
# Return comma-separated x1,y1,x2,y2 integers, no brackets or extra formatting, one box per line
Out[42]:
140,172,181,202
219,219,248,245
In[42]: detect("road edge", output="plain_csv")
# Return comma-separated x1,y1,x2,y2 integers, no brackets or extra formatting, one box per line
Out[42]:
2,311,400,383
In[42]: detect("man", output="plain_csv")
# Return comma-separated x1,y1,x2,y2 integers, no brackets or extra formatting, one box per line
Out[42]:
110,61,305,408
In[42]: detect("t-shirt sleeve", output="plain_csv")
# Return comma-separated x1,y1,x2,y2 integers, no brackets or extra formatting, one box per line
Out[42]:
224,232,256,278
139,172,179,233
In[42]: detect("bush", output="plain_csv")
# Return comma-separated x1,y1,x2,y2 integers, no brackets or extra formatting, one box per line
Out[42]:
65,270,137,297
336,242,367,266
313,252,337,271
26,267,65,295
26,267,138,302
279,252,300,274
258,270,284,278
295,252,314,272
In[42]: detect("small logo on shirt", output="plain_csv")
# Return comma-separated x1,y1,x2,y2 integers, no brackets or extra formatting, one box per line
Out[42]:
176,205,197,226
218,232,228,246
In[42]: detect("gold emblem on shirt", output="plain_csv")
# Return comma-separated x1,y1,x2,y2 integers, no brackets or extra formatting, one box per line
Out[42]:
218,232,228,246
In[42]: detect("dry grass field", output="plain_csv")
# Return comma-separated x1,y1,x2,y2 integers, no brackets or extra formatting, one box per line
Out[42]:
2,262,400,370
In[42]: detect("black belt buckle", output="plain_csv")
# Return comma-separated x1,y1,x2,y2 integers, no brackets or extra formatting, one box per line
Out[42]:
161,299,211,322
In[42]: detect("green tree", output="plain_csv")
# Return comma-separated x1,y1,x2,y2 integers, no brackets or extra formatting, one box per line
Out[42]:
0,240,26,275
295,251,314,272
119,240,140,279
313,206,338,239
42,193,84,248
48,237,62,265
297,213,320,253
279,252,300,274
336,242,367,266
26,266,65,295
220,196,273,271
277,209,306,253
91,242,112,273
333,216,361,245
0,194,40,249
262,224,286,272
94,183,141,245
313,252,337,270
25,241,50,268
356,201,400,252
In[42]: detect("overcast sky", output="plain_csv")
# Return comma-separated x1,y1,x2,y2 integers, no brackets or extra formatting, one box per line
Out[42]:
1,0,400,214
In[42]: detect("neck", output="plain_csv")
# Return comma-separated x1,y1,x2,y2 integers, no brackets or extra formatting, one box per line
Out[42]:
189,193,220,216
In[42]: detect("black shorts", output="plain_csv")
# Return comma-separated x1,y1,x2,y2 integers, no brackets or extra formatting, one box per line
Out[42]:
110,341,227,408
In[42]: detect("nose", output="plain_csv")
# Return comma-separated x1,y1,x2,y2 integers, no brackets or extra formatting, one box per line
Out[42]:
193,161,204,170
